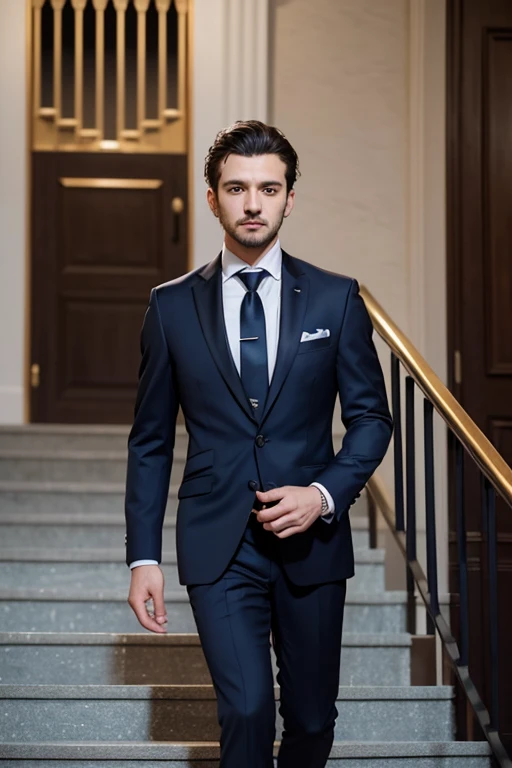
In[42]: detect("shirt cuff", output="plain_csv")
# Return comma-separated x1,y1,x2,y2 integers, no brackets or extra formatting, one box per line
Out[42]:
310,482,335,524
129,560,159,569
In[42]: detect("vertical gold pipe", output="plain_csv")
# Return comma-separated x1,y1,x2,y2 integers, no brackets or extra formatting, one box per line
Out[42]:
72,1,86,133
51,0,66,119
32,1,46,113
135,1,150,132
93,0,108,140
175,0,189,116
113,0,128,140
156,0,171,117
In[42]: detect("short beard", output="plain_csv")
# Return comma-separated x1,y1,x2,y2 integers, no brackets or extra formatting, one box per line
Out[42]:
217,206,286,250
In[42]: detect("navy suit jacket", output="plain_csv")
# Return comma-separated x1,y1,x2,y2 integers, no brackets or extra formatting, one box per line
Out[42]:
125,251,393,586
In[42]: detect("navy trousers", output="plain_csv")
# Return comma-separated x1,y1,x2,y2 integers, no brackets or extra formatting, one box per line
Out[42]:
187,513,347,768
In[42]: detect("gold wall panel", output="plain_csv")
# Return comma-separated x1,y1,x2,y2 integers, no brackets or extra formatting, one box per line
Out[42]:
31,0,188,153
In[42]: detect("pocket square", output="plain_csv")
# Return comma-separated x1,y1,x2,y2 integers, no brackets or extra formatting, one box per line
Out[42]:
300,328,330,342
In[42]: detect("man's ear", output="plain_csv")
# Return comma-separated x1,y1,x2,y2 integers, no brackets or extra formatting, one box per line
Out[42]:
207,188,219,217
284,189,295,218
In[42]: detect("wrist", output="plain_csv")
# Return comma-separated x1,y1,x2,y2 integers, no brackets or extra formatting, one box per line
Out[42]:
312,486,328,517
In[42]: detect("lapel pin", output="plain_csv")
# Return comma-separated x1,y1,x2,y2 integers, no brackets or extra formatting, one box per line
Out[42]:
294,288,301,293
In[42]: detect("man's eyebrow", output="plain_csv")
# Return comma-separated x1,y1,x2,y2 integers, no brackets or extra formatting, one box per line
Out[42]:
221,179,284,188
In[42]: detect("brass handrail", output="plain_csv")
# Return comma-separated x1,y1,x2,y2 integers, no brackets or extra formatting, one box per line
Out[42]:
360,285,512,508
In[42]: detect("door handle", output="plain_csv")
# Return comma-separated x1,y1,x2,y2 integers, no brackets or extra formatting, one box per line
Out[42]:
171,197,184,243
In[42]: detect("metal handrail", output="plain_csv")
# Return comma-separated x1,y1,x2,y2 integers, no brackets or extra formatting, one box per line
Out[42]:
360,285,512,767
360,287,512,507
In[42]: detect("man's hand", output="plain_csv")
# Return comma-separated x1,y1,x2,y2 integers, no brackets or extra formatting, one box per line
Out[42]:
128,565,168,633
253,486,323,539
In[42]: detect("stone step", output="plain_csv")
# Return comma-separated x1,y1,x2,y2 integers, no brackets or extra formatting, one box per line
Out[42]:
0,450,186,484
0,741,492,768
0,482,180,517
0,514,371,551
0,425,190,453
0,549,385,594
0,684,454,743
0,425,133,452
0,631,411,687
0,590,407,634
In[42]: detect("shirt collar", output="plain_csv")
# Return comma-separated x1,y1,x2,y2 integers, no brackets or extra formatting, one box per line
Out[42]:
221,239,282,283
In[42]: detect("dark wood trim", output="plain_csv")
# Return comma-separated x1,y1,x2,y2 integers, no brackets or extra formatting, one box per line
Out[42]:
446,0,463,402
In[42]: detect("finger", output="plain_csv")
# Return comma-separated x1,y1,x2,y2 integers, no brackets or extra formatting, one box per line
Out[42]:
275,523,307,539
263,511,305,532
256,486,287,504
256,499,294,523
152,587,168,626
129,594,167,634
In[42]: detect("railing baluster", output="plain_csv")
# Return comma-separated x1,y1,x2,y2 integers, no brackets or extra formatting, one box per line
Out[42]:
135,0,150,132
32,0,46,114
113,0,129,140
175,0,189,117
391,353,405,532
483,477,500,732
424,399,439,633
92,0,107,141
368,490,377,550
405,375,417,635
72,1,87,134
156,0,171,119
455,439,469,667
51,0,66,120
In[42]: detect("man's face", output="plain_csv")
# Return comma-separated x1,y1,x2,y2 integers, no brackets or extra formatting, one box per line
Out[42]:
207,153,295,250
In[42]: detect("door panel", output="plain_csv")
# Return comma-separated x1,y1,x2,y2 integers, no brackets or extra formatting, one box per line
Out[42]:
30,152,188,424
447,0,512,747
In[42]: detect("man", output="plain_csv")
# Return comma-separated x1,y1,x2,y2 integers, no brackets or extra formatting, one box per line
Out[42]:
125,120,393,768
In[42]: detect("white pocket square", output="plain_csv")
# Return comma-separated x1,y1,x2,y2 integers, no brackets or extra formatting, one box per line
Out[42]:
300,328,330,342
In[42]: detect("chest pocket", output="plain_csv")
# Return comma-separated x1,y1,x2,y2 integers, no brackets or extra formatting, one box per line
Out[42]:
297,336,332,354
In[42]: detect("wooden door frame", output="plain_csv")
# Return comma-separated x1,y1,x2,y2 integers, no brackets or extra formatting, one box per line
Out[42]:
446,0,463,401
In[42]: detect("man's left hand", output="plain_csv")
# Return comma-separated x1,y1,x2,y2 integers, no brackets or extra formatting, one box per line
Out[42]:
253,486,323,538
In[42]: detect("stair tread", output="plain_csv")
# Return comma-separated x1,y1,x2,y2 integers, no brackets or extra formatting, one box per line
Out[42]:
0,684,453,699
0,587,406,602
0,547,384,564
0,631,412,647
0,741,492,758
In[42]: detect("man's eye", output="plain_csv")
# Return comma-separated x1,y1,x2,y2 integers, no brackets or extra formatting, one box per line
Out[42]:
264,188,276,194
229,187,242,193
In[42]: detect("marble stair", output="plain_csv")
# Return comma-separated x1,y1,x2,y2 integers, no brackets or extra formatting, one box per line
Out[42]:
0,425,491,767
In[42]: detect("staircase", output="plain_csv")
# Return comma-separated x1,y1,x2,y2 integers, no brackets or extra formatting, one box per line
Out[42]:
0,425,491,766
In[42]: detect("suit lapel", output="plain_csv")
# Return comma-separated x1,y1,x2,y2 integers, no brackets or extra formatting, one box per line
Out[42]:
260,252,309,425
192,254,257,423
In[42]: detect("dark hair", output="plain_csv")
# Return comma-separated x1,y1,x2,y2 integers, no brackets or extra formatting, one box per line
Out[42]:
204,120,300,193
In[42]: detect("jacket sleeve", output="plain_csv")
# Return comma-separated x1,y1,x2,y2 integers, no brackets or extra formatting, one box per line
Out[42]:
313,279,393,521
124,288,179,565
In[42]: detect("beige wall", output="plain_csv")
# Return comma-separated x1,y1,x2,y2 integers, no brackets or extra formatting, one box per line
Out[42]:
270,0,409,330
0,0,27,424
269,0,448,595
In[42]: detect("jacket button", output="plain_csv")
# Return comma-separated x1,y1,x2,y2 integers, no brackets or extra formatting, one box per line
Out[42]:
248,480,259,491
255,435,265,448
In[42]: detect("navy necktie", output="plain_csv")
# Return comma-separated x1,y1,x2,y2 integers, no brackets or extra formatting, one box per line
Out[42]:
238,270,269,414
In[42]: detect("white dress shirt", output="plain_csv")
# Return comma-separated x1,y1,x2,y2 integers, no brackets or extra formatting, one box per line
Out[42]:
130,240,334,569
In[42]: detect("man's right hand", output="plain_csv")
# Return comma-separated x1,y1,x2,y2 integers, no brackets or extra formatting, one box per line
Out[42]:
128,565,168,633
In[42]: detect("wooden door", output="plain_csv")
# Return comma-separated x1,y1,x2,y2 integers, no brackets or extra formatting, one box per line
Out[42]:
447,0,512,746
28,0,191,423
30,152,188,423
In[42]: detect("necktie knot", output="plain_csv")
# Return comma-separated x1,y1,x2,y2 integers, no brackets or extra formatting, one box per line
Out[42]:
237,269,269,294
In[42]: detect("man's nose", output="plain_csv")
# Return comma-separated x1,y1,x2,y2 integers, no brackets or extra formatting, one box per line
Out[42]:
244,191,261,214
